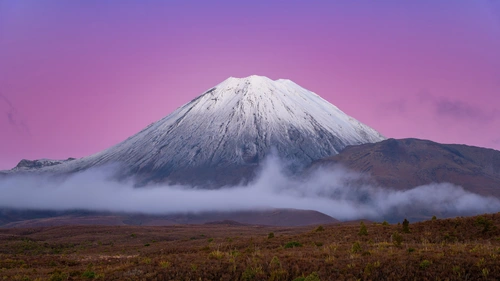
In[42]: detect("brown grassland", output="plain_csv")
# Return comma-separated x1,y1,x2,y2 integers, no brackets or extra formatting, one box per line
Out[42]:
1,213,500,280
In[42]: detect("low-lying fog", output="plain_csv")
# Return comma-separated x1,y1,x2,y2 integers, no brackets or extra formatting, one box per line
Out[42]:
1,155,499,221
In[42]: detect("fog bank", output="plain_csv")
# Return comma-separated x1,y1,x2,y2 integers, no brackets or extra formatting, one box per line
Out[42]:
1,156,499,221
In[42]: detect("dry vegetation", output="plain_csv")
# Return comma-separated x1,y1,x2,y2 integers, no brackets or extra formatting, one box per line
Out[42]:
1,214,500,280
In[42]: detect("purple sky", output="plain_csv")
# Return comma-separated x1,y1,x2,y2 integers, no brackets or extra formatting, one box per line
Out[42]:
1,1,500,169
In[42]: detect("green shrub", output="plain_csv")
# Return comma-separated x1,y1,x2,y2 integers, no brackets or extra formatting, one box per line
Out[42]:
476,216,494,233
419,260,432,269
315,225,325,232
270,256,281,268
208,250,224,260
304,272,321,281
82,270,96,279
359,221,368,236
351,241,362,253
49,271,69,281
241,267,256,281
159,261,171,268
241,266,263,280
268,232,275,239
392,231,403,247
284,241,303,249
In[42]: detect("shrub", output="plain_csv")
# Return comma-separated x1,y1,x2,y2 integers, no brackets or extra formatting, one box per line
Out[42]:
268,232,275,239
241,266,264,281
49,271,69,281
270,256,281,268
208,250,224,260
184,263,194,272
432,215,437,221
351,241,362,253
304,272,321,281
392,231,403,247
419,260,432,269
82,270,96,279
476,216,494,233
402,218,410,233
314,241,323,247
159,261,171,268
382,221,389,226
359,221,368,236
241,267,256,281
284,241,302,249
315,225,325,232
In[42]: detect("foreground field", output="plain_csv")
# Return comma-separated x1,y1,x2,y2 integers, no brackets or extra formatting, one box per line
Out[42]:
1,214,500,281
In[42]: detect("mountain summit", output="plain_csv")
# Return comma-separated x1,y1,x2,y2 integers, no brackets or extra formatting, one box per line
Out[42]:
7,75,385,186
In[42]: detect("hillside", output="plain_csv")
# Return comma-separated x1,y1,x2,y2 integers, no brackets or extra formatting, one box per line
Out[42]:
314,138,500,197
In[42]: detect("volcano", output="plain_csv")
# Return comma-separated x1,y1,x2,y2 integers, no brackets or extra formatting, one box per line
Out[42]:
5,75,385,186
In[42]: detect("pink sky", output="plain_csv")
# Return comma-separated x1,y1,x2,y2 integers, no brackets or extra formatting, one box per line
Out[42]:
1,1,500,169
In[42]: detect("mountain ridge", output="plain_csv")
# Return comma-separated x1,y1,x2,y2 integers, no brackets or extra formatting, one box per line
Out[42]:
312,138,500,197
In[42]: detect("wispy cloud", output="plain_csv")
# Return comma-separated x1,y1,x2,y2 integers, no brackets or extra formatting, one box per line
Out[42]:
418,91,497,122
434,97,496,122
0,92,31,136
379,98,407,114
380,90,498,125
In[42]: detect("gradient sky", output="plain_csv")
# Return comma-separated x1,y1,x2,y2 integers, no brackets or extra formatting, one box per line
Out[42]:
1,1,500,169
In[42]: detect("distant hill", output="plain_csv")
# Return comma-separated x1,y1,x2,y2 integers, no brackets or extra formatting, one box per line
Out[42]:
313,138,500,197
0,209,338,228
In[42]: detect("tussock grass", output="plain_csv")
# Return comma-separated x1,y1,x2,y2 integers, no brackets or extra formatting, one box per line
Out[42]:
0,214,499,280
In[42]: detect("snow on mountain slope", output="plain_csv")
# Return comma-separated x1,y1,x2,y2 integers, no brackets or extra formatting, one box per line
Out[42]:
6,75,385,186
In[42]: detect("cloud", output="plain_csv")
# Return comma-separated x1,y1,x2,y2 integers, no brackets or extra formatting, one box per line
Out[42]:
379,98,407,114
0,92,31,136
417,91,497,122
434,98,496,121
1,155,499,222
378,90,499,134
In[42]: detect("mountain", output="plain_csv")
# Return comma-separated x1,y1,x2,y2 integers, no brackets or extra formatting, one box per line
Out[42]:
11,158,76,171
5,75,384,186
0,209,338,228
313,138,500,197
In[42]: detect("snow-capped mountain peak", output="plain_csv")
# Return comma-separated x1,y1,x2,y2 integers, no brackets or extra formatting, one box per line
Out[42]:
6,75,385,186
